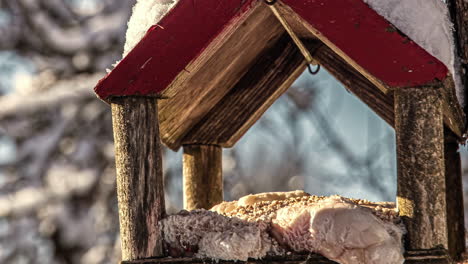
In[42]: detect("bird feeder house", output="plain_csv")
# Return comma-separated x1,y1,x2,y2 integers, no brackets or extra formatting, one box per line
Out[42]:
94,0,466,263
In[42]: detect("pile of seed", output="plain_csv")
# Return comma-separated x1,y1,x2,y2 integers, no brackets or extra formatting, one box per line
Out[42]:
161,192,405,262
213,195,400,224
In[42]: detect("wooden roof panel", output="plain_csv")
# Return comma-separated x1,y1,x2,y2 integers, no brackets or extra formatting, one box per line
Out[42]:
94,0,256,100
94,0,464,148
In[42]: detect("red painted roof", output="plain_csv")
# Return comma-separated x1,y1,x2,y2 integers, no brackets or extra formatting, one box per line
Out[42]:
95,0,255,100
282,0,448,88
95,0,448,99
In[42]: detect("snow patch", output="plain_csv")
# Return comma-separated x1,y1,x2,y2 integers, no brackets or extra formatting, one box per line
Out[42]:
123,0,179,57
364,0,464,105
160,210,278,261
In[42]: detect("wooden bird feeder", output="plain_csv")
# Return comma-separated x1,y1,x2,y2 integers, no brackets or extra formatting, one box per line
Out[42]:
94,0,466,263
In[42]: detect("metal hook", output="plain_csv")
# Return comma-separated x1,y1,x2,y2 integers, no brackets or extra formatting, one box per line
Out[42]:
307,64,320,75
264,0,277,5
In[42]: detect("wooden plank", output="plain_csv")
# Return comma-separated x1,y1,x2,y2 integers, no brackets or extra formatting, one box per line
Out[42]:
176,38,463,148
273,1,464,137
275,0,449,91
441,76,466,137
311,42,465,137
121,250,452,264
405,249,453,264
158,4,285,150
305,40,395,127
95,0,257,99
447,0,468,121
394,88,448,250
122,254,338,264
183,145,223,210
181,34,306,147
448,0,468,62
111,97,165,261
312,42,464,137
182,36,394,148
444,128,465,261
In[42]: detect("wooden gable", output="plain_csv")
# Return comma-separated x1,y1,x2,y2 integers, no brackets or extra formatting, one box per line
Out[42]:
95,0,465,150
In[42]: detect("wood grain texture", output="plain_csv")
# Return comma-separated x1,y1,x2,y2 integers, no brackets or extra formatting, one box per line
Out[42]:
111,97,165,261
122,254,338,264
159,4,284,150
395,88,448,250
444,128,465,261
182,36,394,147
306,41,395,127
181,36,465,147
183,145,223,210
441,76,465,137
404,249,453,264
448,0,468,121
182,34,306,147
121,250,452,264
311,43,465,136
448,0,468,62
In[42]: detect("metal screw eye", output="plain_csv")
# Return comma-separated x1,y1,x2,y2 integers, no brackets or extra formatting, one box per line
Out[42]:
307,64,321,75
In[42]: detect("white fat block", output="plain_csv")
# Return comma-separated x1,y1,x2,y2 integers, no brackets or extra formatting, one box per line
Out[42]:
160,193,405,264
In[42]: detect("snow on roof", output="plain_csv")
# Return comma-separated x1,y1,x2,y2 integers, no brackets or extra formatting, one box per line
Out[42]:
120,0,463,106
364,0,464,105
123,0,179,57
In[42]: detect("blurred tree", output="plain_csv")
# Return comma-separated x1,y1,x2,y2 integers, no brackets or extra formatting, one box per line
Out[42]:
0,0,133,263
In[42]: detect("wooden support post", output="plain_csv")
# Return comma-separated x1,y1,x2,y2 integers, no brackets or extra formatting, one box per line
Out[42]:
111,97,165,261
444,128,465,261
395,87,448,250
183,145,223,210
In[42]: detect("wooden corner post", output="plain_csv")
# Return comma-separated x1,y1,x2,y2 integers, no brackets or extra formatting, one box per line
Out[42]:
111,97,165,261
395,87,448,251
183,145,223,210
444,128,465,260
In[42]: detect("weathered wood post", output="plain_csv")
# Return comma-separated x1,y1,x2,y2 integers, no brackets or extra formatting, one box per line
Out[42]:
111,97,165,261
183,144,223,210
444,128,465,260
395,87,448,251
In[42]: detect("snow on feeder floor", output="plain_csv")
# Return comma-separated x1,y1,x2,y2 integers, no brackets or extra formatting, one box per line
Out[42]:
160,191,405,264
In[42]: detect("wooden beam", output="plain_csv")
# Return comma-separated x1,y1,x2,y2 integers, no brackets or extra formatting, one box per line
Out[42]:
122,254,338,264
111,97,165,261
394,87,448,250
444,128,465,261
121,250,453,264
183,36,396,148
182,36,395,148
183,145,223,210
313,42,465,137
306,41,395,127
182,34,306,147
273,1,465,137
447,0,468,122
159,4,285,150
